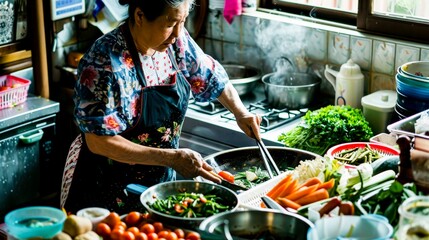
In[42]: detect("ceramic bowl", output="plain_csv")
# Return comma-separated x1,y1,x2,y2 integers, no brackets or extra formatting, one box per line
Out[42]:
396,74,429,101
399,61,429,81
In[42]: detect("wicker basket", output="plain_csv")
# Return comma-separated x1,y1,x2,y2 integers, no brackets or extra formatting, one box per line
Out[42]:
0,75,31,109
238,172,290,210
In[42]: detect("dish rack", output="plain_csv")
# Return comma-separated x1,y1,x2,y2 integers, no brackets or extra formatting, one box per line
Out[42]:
238,171,290,210
0,75,31,110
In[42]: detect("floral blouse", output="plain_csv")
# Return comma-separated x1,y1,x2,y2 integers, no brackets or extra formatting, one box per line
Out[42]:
74,26,228,136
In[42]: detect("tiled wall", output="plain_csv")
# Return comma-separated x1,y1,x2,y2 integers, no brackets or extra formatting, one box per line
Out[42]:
193,10,429,96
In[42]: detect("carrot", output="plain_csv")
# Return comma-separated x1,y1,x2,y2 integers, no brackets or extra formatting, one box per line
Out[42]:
266,174,292,198
286,184,319,201
295,188,330,206
318,178,335,190
277,197,301,210
278,179,299,198
298,177,322,188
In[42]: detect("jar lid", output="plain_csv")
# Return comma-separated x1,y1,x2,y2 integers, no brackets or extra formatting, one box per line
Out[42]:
361,90,397,112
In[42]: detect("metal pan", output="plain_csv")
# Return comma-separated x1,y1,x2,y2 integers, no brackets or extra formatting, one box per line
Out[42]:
202,146,321,177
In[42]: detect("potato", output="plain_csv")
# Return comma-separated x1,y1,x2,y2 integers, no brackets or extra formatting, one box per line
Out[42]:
63,215,93,237
74,231,99,240
52,232,73,240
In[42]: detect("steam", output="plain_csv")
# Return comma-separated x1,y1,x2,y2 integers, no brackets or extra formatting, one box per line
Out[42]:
254,20,310,86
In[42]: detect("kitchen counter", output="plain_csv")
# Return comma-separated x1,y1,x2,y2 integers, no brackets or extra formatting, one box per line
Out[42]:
0,95,60,131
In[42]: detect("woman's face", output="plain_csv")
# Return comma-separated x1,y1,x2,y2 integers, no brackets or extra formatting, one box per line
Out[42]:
135,2,189,53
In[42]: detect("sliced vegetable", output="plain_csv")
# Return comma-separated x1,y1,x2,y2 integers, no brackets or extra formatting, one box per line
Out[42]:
295,188,330,206
266,174,292,198
339,201,355,215
318,178,335,190
318,197,341,217
299,177,322,188
245,171,258,182
352,169,396,192
218,171,235,183
278,197,301,210
286,184,319,201
278,179,299,198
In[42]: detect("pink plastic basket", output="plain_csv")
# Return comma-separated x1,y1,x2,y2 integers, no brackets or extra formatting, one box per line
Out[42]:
0,75,31,109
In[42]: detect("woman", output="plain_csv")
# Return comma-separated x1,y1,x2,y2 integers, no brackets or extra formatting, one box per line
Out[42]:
61,0,262,214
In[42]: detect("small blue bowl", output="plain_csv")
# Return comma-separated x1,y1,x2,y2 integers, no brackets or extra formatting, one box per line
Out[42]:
399,61,429,82
5,206,66,239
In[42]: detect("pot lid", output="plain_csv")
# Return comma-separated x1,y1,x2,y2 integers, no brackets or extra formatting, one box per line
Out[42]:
361,90,397,112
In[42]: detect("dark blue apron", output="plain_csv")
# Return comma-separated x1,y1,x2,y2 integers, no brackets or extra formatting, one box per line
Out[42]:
63,22,191,214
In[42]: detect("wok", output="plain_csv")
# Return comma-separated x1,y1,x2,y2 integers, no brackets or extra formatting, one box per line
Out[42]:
202,146,321,177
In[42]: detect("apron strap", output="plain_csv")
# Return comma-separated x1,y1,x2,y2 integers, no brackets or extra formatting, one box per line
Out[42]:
121,22,146,87
60,134,83,209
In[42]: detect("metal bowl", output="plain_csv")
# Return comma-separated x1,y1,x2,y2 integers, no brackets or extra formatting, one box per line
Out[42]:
199,209,314,239
262,72,320,109
140,180,239,229
223,64,262,96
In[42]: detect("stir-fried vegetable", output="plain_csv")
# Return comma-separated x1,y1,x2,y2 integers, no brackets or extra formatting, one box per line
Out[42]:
234,166,270,189
148,192,231,218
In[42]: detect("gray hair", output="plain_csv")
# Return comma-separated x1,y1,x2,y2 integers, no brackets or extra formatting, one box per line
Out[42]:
119,0,195,23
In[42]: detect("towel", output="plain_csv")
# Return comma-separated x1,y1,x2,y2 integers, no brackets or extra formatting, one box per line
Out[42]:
223,0,242,24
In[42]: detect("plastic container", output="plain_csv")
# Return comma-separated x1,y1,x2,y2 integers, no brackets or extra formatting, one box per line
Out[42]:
307,215,393,240
361,90,397,134
5,206,66,239
0,75,31,109
76,207,110,230
396,196,429,239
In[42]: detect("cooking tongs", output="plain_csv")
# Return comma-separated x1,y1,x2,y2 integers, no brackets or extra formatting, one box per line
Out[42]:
256,139,281,179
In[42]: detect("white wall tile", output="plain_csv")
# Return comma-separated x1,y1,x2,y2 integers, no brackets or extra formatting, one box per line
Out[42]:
306,29,328,61
421,48,429,61
327,32,350,65
372,40,395,75
350,37,372,71
395,44,420,70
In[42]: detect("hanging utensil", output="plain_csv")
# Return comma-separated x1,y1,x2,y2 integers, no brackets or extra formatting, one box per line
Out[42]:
256,139,281,178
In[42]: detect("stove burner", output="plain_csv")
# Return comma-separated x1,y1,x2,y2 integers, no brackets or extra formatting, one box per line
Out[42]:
187,99,227,115
221,100,307,131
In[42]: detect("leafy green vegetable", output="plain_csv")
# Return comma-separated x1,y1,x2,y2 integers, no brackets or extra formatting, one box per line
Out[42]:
234,166,270,189
357,181,419,228
278,105,373,155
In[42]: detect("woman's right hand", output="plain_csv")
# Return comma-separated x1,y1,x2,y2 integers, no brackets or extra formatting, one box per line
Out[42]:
170,148,221,183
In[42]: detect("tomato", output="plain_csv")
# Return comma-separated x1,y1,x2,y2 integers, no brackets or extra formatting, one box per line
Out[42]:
114,221,128,230
103,212,122,228
185,231,201,240
111,228,125,240
135,232,149,240
218,170,235,183
95,222,111,237
173,229,185,238
127,226,140,236
120,231,136,240
146,232,159,240
125,211,142,226
152,221,164,233
165,232,178,240
140,223,155,234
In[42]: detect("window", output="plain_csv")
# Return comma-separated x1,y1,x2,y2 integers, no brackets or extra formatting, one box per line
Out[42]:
261,0,429,43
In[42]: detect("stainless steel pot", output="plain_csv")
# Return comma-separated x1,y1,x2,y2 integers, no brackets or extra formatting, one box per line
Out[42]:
262,72,320,109
199,209,315,239
223,64,262,96
140,180,239,229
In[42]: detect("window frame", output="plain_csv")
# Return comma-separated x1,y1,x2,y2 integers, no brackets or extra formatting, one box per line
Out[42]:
260,0,429,43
